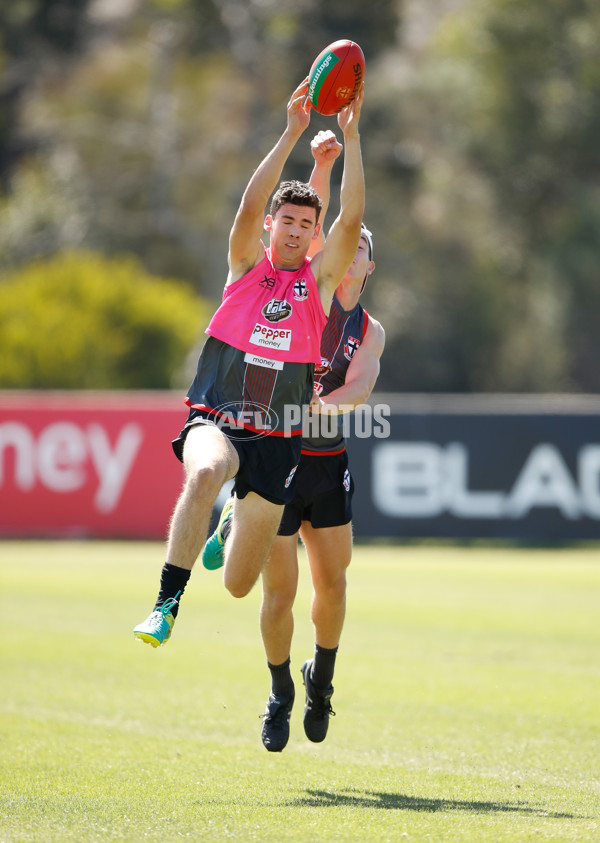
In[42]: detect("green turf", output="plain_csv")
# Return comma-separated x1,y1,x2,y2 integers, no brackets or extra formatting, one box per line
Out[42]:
1,541,599,842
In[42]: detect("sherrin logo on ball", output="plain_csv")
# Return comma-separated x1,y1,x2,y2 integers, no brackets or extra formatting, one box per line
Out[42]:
308,39,365,116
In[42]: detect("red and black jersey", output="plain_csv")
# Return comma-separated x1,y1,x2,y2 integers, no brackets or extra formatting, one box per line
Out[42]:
302,294,368,454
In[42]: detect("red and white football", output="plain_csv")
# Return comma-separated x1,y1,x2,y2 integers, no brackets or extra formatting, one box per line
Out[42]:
307,40,365,116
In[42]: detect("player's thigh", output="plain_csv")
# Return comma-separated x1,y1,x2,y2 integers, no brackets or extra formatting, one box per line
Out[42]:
300,521,353,590
225,491,284,574
182,423,239,481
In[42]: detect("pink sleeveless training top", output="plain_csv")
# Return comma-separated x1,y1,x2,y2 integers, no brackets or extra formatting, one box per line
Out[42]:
205,249,327,364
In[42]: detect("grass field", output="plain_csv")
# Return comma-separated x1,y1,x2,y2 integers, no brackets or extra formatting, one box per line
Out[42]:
1,541,599,842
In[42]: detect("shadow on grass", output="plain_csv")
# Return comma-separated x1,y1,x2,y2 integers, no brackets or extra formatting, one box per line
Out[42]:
287,789,576,819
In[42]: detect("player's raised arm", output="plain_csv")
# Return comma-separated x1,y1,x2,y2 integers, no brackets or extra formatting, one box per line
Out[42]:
307,130,343,257
227,79,312,285
311,86,365,312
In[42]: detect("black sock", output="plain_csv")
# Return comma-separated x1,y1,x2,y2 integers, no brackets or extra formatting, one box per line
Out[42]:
311,644,338,690
154,563,191,618
268,658,295,699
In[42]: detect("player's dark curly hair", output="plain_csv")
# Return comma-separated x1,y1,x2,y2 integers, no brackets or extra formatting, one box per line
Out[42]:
270,180,322,223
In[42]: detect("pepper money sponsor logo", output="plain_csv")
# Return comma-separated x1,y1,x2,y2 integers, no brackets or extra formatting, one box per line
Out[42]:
250,323,292,351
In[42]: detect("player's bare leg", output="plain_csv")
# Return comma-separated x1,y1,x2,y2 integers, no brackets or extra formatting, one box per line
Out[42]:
260,534,300,664
299,520,353,741
301,521,352,649
166,424,239,571
258,533,299,751
133,424,238,647
222,492,284,598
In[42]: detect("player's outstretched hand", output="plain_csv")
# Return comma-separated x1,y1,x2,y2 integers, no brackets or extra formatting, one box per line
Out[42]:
338,83,364,137
287,78,312,136
310,130,343,166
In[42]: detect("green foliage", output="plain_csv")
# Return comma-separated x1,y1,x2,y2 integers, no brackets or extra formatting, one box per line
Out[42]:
0,251,210,389
1,0,599,392
363,0,600,392
439,0,600,391
0,0,92,187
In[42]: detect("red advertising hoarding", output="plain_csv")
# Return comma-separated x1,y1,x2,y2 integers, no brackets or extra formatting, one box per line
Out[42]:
0,391,187,538
5,391,600,541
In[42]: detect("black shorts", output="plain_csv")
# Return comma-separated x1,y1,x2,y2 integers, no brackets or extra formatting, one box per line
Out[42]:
278,450,354,535
171,409,301,506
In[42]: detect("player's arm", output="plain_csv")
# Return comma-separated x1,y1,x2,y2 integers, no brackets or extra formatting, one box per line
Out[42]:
311,87,365,312
310,317,385,414
307,130,343,257
227,79,311,285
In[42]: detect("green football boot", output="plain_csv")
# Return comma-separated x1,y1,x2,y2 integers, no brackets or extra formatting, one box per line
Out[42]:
202,498,234,570
133,592,181,648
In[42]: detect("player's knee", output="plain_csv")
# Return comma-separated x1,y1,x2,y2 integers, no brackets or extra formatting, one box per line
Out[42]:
263,587,296,618
224,574,252,599
184,464,223,500
316,572,347,603
223,556,257,598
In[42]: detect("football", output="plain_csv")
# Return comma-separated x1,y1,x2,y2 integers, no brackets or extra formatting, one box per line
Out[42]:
307,40,365,116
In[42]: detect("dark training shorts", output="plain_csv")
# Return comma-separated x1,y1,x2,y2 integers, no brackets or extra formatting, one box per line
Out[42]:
277,449,354,535
171,409,302,506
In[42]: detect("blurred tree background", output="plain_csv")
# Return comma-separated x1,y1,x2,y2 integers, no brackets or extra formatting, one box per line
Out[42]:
0,0,599,391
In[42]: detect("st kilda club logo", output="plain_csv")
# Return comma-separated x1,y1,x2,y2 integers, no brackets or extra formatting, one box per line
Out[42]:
344,336,360,361
262,298,292,322
293,279,308,301
343,468,351,492
314,357,332,377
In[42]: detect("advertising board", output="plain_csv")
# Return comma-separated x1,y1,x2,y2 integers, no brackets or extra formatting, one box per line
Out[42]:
2,392,600,540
